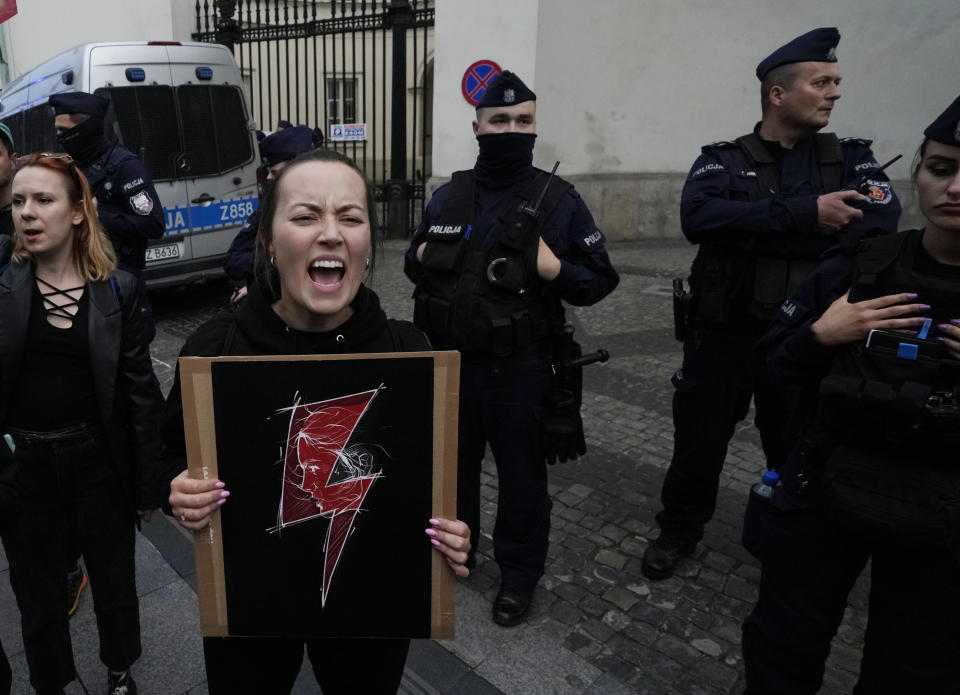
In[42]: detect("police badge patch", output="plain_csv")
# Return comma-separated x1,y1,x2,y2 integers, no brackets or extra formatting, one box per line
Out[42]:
503,88,515,104
129,191,154,215
864,180,892,205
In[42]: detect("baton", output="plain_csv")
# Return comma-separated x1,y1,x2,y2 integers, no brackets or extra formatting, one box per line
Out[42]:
563,349,610,370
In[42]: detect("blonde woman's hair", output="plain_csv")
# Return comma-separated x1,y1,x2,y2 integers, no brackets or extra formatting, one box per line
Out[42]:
12,153,116,281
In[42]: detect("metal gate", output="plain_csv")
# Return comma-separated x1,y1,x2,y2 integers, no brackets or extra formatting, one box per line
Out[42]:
193,0,434,237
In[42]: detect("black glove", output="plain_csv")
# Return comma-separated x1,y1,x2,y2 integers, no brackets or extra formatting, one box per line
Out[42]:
540,389,586,465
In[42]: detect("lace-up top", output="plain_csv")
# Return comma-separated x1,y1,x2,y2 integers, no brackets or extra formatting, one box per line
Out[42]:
35,276,84,328
6,279,97,429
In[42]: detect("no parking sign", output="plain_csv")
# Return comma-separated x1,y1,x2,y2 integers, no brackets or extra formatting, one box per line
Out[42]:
461,60,501,106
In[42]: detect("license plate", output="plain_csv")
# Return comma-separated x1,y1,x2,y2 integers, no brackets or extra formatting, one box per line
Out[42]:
145,243,183,263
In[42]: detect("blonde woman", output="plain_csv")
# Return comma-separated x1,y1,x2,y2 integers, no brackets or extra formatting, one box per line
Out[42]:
1,153,160,695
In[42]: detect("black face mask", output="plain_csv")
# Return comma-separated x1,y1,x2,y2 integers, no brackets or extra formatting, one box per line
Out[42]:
56,118,109,164
474,132,536,188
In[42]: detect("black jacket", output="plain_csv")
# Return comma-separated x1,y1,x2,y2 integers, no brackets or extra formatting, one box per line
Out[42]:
160,279,430,495
0,262,162,513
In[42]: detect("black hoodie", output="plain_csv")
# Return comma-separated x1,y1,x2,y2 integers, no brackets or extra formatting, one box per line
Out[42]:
160,279,429,489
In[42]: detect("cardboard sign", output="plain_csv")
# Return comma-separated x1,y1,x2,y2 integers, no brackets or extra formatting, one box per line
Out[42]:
179,351,460,639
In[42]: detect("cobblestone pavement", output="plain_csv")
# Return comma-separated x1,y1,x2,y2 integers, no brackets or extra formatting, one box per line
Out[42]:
148,239,870,694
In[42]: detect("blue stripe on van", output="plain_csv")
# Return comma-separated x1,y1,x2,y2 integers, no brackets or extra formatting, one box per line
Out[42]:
164,195,259,236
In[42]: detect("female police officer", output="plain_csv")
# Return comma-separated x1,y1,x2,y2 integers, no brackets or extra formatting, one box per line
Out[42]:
741,96,960,693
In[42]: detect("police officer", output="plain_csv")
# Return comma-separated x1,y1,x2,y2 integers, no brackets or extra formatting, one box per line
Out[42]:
404,71,618,626
48,91,164,342
223,124,320,299
642,28,902,581
741,95,960,694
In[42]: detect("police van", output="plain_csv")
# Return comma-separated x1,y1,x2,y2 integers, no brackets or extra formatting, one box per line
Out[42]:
0,41,259,287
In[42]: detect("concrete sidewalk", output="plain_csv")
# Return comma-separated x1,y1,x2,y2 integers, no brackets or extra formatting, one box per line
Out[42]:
0,239,869,694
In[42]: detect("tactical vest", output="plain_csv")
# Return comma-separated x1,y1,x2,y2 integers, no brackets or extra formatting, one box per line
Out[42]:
817,230,960,453
691,132,845,325
413,169,571,357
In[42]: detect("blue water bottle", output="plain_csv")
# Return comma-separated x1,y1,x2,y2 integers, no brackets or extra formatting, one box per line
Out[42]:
752,470,780,499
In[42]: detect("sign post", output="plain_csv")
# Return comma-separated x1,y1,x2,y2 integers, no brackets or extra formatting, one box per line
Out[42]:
461,60,502,106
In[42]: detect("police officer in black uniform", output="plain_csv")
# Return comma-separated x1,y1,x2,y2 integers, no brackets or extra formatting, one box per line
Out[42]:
741,95,960,694
642,28,903,581
404,71,618,626
223,124,320,297
49,91,164,342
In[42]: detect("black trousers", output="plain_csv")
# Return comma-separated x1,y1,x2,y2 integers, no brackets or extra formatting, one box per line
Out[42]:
1,424,140,693
742,497,960,693
0,644,9,695
458,356,552,591
656,329,777,544
203,636,410,694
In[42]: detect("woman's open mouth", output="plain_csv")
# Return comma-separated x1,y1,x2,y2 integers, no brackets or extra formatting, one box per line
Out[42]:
308,259,345,288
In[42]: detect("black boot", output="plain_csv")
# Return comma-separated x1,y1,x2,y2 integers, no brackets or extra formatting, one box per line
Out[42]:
107,670,137,695
492,585,533,627
641,534,696,580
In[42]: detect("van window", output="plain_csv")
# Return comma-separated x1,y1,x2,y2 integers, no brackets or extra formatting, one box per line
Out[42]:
178,85,251,177
2,105,59,155
97,84,252,182
103,86,180,180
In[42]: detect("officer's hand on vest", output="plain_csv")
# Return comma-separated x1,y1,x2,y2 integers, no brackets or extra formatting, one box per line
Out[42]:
811,291,929,346
537,237,562,281
817,190,867,233
416,241,426,261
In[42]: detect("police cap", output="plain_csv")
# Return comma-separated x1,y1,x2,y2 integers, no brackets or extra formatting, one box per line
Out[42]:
923,96,960,147
756,27,840,81
259,125,315,165
48,91,110,119
475,70,536,110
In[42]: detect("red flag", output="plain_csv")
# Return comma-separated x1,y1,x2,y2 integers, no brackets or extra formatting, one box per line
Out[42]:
0,0,17,25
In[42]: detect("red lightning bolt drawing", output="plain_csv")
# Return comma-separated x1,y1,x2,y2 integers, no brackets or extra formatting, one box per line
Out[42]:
272,386,383,607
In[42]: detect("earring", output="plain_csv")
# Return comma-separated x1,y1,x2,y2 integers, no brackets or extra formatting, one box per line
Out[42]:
270,256,276,267
365,257,370,269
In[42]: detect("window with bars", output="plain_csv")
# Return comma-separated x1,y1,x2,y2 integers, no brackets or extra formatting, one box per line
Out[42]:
325,77,357,132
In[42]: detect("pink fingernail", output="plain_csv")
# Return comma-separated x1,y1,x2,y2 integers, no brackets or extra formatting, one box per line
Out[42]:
217,499,226,506
938,324,949,332
920,304,931,310
215,482,226,489
951,319,960,326
430,539,441,547
429,518,440,526
907,293,918,299
425,528,437,537
219,491,230,499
